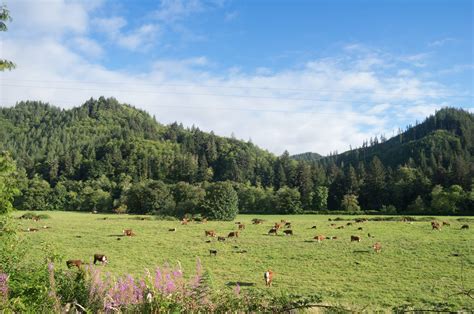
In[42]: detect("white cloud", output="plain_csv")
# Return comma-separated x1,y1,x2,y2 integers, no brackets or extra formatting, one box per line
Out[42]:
428,37,456,47
153,0,204,22
72,37,104,58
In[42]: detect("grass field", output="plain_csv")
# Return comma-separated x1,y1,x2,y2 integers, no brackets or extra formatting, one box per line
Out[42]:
14,211,474,311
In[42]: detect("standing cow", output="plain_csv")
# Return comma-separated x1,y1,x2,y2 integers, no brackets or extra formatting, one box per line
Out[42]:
264,270,273,286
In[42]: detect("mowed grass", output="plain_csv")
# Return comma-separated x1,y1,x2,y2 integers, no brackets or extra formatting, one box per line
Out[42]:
14,211,474,310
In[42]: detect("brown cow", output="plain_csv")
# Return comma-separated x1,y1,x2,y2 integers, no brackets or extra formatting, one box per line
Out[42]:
181,218,189,225
330,223,337,227
351,235,361,242
123,229,135,236
218,236,226,242
274,223,283,230
336,226,345,229
268,228,278,235
431,221,441,231
252,218,264,224
314,235,325,243
209,249,217,256
205,230,217,237
461,224,469,230
283,230,293,236
346,222,353,226
372,242,382,253
228,231,239,238
238,224,245,230
93,254,108,265
264,270,273,286
357,227,363,230
66,259,83,269
285,222,291,228
442,221,450,227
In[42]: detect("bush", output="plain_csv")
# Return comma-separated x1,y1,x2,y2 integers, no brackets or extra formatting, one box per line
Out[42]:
201,182,239,221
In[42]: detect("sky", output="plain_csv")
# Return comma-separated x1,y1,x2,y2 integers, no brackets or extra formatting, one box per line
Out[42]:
1,0,473,155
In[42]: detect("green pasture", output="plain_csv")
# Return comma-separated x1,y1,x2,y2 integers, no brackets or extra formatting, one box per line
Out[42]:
14,211,474,310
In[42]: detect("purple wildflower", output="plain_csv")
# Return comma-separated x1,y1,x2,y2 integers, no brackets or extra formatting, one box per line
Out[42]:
0,273,9,304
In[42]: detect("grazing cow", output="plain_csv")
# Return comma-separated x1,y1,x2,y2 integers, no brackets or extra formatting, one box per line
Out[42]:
264,270,273,286
285,222,291,228
373,242,382,253
209,249,217,256
357,227,363,230
336,226,345,229
43,225,51,229
268,228,278,235
123,229,135,236
252,218,264,224
442,221,450,227
431,221,441,231
461,224,469,230
330,223,337,227
355,218,367,223
235,222,241,225
168,228,177,232
205,230,217,237
93,254,108,265
66,260,83,269
238,224,245,230
351,235,361,242
346,222,353,226
311,225,317,229
218,236,226,242
283,230,293,236
274,223,283,230
27,228,39,232
228,231,239,238
181,218,189,225
328,236,338,240
314,235,325,243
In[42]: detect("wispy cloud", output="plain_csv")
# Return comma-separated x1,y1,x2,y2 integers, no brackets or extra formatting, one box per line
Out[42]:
428,37,457,47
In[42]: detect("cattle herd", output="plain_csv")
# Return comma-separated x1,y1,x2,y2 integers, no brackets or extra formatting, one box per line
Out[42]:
21,214,469,288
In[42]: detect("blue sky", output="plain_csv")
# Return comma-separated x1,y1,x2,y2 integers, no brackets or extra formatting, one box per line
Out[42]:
1,0,473,154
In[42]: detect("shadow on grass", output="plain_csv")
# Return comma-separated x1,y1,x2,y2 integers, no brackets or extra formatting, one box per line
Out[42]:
226,281,255,287
108,234,125,237
353,250,371,254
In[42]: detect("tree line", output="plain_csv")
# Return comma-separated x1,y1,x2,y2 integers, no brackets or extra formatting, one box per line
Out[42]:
0,98,472,218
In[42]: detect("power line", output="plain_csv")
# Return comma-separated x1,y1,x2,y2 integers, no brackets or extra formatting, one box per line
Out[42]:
2,83,472,106
1,78,472,99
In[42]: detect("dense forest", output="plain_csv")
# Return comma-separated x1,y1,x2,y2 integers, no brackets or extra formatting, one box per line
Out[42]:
0,97,472,218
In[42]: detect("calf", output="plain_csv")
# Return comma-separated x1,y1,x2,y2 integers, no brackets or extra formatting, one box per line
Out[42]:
264,270,273,286
372,242,382,253
66,259,83,269
123,229,135,236
461,224,469,230
205,230,217,237
431,221,441,231
268,228,278,235
350,235,361,242
283,230,293,236
209,249,217,256
314,235,325,243
93,254,108,265
238,224,245,230
218,236,226,242
228,231,239,238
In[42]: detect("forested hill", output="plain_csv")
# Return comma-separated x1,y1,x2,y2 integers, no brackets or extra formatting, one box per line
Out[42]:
291,152,323,162
0,97,276,185
0,98,472,216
